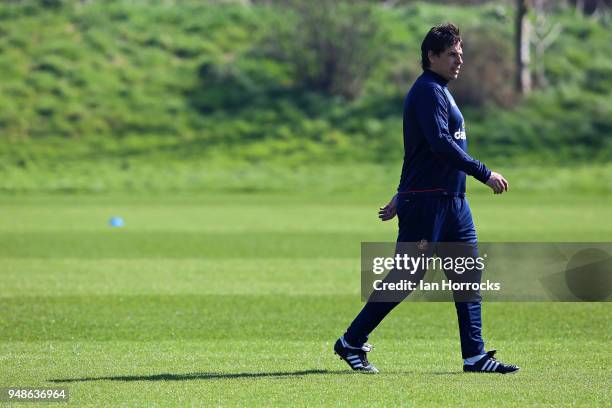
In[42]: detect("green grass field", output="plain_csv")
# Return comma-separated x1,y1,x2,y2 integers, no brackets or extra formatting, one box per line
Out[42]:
1,191,611,406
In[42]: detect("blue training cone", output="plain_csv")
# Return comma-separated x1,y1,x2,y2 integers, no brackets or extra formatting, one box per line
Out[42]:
109,217,124,227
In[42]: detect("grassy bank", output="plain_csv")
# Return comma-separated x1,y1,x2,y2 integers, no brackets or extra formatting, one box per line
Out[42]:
1,0,611,167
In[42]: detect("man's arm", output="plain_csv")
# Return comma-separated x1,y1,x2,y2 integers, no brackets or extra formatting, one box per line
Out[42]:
416,86,491,184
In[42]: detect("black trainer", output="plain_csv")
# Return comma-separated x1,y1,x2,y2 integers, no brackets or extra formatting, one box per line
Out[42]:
463,349,520,374
333,336,379,373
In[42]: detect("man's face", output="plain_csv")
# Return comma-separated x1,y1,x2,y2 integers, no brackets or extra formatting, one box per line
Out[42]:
428,42,463,81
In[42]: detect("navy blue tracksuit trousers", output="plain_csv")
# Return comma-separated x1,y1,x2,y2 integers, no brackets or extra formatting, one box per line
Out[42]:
344,193,485,359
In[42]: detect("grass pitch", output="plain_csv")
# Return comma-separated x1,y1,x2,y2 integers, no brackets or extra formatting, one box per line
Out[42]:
0,191,610,406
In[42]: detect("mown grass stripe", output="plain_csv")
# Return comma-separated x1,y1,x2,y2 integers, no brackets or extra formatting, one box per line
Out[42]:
0,231,388,259
1,258,361,297
1,296,608,342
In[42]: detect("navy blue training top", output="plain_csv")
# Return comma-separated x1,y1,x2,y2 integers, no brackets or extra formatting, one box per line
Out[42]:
397,70,491,195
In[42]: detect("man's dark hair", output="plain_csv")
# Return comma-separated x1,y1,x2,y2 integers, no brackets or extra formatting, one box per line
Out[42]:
421,23,462,70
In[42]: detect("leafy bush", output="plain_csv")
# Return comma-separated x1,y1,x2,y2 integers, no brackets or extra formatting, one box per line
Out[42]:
261,0,391,99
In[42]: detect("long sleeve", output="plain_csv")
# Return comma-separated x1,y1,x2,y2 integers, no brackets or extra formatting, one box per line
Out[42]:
415,86,491,184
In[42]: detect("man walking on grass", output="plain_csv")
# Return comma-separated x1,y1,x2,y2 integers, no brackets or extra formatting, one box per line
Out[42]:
334,23,519,374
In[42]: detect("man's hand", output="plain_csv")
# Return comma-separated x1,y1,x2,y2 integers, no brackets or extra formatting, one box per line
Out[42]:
378,194,398,221
486,171,509,194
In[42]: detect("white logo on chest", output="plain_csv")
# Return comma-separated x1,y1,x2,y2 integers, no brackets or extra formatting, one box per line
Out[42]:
454,130,466,140
454,122,466,140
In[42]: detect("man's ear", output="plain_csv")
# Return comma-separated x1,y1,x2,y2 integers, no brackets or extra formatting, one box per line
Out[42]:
427,50,436,66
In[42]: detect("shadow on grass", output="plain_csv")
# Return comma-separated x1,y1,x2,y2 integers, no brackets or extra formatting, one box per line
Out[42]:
427,371,464,375
49,369,358,383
